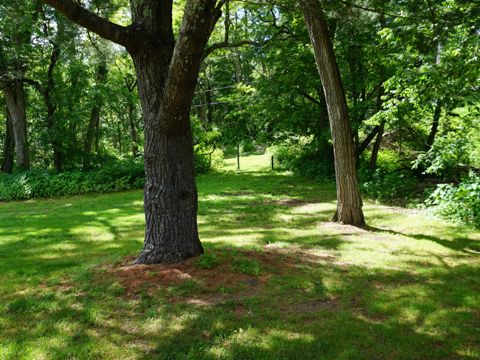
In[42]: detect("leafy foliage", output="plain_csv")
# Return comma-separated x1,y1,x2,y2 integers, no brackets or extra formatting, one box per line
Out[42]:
273,139,334,180
0,153,213,201
361,170,421,203
425,172,480,228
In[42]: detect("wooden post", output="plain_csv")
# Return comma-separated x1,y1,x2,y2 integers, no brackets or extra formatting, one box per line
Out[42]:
271,155,274,170
237,143,240,171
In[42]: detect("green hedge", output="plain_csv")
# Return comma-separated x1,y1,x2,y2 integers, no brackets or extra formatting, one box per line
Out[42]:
0,154,212,201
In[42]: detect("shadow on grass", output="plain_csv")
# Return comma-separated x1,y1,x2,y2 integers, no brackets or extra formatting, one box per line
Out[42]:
2,245,478,359
0,171,334,284
0,171,479,359
365,225,480,255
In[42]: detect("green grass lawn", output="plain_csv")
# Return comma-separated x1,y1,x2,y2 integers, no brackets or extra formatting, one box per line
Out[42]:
0,155,479,359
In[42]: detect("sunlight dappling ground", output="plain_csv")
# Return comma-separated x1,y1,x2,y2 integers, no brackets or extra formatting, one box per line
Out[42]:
0,155,479,359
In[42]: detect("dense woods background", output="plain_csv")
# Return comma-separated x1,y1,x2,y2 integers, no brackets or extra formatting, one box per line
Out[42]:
0,0,479,227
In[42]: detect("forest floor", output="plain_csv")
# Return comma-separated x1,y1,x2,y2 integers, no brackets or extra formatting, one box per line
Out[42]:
0,154,479,360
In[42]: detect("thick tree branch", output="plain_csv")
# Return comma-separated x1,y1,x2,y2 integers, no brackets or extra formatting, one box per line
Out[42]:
41,0,133,47
357,125,380,155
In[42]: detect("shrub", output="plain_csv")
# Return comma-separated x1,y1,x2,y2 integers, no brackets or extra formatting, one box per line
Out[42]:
273,140,334,180
425,172,480,228
0,155,213,201
194,147,212,174
361,169,421,202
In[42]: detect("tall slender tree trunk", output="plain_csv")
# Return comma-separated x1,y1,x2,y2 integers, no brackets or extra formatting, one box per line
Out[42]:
44,43,63,172
425,3,443,151
359,0,387,163
3,80,29,170
300,0,365,226
369,121,384,171
369,68,386,170
83,62,107,169
1,108,14,173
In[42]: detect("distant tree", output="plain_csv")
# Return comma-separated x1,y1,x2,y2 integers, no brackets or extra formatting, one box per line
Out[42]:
1,104,14,173
0,1,37,170
83,60,108,170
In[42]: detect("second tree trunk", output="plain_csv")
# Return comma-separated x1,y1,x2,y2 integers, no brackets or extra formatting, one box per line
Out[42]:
300,0,365,226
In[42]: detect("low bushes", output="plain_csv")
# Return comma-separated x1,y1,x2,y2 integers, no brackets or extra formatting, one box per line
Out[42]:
0,152,214,201
425,172,480,228
273,142,335,180
0,161,144,201
361,169,422,203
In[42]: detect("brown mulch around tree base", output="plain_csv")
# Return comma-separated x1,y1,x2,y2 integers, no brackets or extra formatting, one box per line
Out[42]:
99,248,323,300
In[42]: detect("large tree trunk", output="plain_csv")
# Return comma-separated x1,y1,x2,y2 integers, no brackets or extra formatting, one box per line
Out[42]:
300,0,365,226
43,0,223,264
1,108,14,173
132,0,221,264
3,80,29,170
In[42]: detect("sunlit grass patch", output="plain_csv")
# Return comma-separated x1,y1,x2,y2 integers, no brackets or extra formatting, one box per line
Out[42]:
0,154,478,359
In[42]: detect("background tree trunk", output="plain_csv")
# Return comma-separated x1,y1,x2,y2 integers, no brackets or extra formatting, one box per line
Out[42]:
83,61,107,169
426,101,442,149
300,0,365,226
3,80,29,170
44,43,63,172
369,121,384,171
1,108,14,173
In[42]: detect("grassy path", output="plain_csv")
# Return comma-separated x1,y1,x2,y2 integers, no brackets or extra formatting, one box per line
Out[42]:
0,155,479,359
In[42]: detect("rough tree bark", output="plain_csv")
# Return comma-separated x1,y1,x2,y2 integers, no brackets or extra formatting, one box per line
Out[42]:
2,80,29,170
1,107,14,173
42,0,225,264
300,0,365,226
